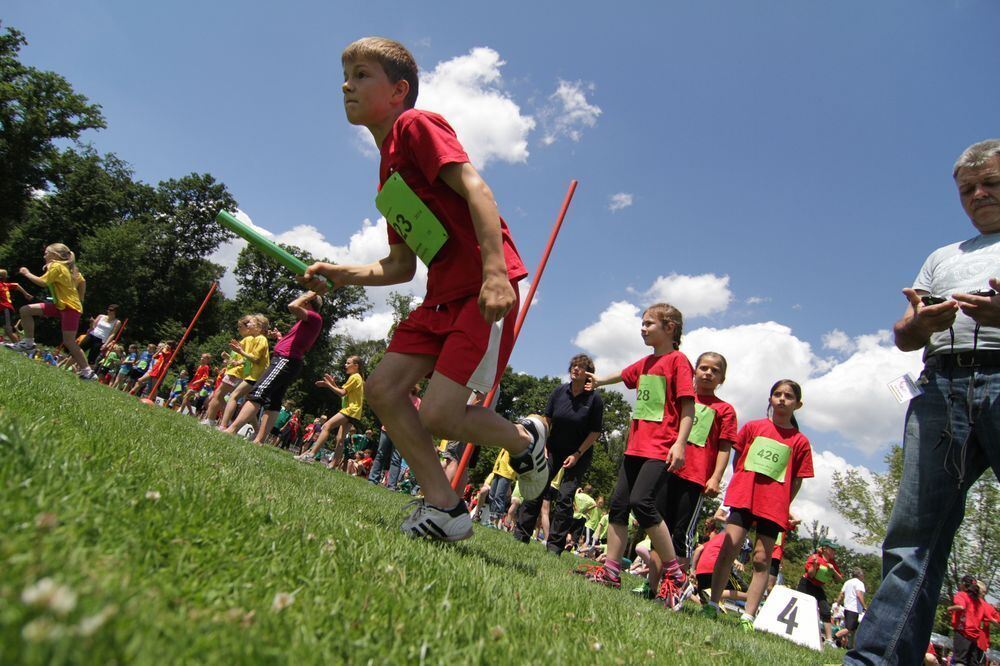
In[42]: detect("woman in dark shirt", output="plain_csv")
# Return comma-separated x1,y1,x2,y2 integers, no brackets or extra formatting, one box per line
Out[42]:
513,354,604,554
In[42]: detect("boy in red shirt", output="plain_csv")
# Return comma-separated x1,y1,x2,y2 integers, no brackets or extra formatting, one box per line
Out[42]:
177,353,213,413
302,37,547,542
0,269,33,342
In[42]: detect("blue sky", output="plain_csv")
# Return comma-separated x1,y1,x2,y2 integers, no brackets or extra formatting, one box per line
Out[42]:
8,0,1000,544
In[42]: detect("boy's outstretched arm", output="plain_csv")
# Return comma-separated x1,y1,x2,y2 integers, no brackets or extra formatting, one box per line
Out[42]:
438,162,516,323
301,244,416,294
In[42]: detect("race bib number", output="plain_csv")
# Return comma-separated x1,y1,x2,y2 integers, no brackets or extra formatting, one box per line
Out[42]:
688,403,717,447
815,564,834,584
744,436,791,483
375,172,450,266
632,374,666,422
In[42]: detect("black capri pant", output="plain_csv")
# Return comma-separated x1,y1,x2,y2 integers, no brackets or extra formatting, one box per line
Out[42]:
608,454,669,530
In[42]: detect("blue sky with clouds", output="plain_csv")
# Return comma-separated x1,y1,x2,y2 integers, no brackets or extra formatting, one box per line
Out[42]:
8,0,1000,545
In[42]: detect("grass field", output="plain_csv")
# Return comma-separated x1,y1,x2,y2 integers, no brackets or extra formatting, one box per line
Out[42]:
0,352,841,664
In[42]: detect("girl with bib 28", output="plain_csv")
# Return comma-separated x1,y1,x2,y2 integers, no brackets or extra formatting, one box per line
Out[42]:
577,303,695,609
704,379,814,631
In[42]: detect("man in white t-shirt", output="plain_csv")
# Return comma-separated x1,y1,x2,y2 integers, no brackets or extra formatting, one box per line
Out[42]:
838,568,866,646
847,139,1000,665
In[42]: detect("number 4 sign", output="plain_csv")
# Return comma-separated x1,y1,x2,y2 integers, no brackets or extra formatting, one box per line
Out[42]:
753,585,823,651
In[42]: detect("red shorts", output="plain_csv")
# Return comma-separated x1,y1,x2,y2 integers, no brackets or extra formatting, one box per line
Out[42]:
387,288,519,394
40,302,81,333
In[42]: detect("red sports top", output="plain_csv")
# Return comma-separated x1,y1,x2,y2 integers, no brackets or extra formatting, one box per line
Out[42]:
675,393,738,490
379,109,527,307
188,364,211,391
723,418,814,530
620,351,696,460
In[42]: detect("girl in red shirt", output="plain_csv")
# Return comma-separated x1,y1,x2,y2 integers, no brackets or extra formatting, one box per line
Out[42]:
577,303,695,609
705,379,814,630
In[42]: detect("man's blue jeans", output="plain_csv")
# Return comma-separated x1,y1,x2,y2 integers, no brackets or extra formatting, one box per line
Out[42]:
369,431,403,490
846,359,1000,665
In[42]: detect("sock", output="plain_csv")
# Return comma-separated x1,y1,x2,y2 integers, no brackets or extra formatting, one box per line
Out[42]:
664,558,685,583
740,612,754,623
429,500,467,518
604,559,621,580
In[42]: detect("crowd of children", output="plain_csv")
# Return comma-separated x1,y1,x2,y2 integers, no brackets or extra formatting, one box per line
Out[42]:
0,35,920,658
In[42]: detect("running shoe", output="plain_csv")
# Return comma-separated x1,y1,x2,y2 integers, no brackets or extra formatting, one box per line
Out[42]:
655,575,678,608
739,613,755,633
5,339,35,352
631,581,654,600
673,576,696,610
78,368,97,381
510,415,548,501
399,499,474,542
574,564,621,589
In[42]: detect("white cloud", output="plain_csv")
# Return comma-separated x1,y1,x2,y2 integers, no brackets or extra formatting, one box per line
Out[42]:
608,193,634,212
540,80,601,145
572,301,646,377
822,329,855,354
745,296,770,305
332,310,395,340
416,48,535,169
641,273,733,318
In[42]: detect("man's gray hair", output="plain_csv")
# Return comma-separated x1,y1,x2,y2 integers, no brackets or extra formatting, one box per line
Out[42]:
953,139,1000,177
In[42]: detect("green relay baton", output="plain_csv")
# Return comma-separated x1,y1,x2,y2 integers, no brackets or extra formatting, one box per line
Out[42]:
216,211,331,289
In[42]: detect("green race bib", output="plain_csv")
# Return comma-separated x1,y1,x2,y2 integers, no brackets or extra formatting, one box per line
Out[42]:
744,436,791,483
632,374,666,422
688,403,717,447
375,172,450,266
815,564,834,584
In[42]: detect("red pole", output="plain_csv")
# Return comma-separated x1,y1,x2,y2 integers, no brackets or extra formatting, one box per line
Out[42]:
450,180,578,489
108,318,128,348
142,281,218,405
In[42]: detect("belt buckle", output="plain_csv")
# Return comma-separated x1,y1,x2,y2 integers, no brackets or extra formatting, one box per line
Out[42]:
955,352,979,368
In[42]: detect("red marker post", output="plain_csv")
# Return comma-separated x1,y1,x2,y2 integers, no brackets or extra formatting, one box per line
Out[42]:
142,281,218,405
450,180,579,489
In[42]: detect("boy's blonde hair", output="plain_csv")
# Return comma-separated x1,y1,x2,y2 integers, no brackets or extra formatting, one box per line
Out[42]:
252,314,269,331
46,243,82,280
342,37,418,109
0,269,6,279
346,355,365,376
644,303,684,349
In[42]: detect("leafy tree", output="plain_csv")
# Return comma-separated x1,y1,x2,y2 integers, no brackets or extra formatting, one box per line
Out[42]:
0,24,106,241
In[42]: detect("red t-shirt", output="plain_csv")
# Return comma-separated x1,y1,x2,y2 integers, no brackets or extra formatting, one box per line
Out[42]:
0,282,16,311
804,552,842,587
149,350,169,377
675,393,737,489
214,369,226,390
723,418,814,530
189,364,210,391
620,351,696,460
273,310,323,359
978,602,998,651
379,109,528,307
952,590,988,640
772,531,786,561
695,530,727,576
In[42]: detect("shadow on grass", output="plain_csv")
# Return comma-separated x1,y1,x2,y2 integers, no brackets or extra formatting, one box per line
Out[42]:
446,542,539,577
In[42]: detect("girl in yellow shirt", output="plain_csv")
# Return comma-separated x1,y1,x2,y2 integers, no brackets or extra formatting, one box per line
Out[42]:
7,243,95,379
296,355,365,467
201,314,268,426
218,313,270,430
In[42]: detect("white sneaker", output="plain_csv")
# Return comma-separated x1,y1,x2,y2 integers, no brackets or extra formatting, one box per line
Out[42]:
400,499,473,542
5,339,36,352
510,415,548,501
78,368,97,381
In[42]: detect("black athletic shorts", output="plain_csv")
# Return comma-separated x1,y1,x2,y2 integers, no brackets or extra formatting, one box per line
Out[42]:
248,355,303,411
796,577,832,622
843,609,860,631
726,507,782,541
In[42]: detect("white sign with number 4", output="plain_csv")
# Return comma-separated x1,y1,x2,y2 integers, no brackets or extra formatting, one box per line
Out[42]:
753,585,823,651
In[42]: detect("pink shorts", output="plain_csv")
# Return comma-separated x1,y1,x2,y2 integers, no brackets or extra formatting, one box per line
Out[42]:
40,302,81,333
387,287,519,394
